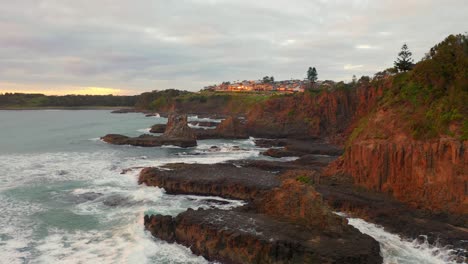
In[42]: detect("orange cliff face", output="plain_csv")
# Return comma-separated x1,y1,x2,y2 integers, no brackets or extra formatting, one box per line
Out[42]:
337,108,468,214
244,83,384,140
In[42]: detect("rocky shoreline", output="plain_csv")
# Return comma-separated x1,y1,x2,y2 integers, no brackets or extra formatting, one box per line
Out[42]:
141,163,382,263
102,112,467,263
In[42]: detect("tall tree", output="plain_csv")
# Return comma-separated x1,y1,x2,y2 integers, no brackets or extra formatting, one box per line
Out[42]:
352,75,357,84
394,43,414,72
307,67,318,82
263,76,275,83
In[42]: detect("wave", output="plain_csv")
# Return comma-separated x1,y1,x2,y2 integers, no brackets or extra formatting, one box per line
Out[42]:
0,149,244,263
136,128,151,133
336,213,465,264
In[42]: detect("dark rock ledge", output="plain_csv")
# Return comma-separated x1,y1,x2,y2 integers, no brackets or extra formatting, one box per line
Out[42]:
140,163,383,263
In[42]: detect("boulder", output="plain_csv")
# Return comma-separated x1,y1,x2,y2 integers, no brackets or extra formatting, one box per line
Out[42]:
149,124,166,133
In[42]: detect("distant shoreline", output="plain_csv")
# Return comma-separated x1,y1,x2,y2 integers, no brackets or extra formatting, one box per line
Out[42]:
0,106,134,110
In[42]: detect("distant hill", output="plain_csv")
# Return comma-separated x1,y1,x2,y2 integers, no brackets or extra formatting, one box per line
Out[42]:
0,93,137,109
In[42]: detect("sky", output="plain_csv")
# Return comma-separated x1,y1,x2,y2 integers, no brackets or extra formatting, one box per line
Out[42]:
0,0,466,95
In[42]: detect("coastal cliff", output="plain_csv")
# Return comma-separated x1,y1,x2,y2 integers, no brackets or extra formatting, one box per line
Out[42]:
330,34,468,214
244,84,383,140
337,109,467,214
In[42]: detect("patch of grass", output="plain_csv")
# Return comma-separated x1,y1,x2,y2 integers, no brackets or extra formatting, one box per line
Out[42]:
462,120,468,141
346,115,370,147
296,175,312,185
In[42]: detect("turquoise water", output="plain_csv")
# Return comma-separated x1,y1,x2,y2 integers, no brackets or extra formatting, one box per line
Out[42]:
0,110,257,264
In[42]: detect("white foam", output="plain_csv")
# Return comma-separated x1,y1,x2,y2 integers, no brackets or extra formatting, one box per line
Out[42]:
188,115,223,123
336,213,465,264
136,128,151,133
33,215,209,264
188,123,216,130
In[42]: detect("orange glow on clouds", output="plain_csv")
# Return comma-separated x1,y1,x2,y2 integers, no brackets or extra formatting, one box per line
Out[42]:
0,82,132,95
72,87,126,95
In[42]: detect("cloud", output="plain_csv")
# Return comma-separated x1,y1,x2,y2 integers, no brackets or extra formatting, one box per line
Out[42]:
355,45,377,49
0,0,467,93
344,64,364,70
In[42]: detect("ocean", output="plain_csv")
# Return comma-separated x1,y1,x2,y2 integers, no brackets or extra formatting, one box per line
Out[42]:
0,110,462,264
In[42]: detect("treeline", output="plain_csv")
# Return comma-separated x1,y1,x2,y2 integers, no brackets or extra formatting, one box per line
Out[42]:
0,93,137,108
134,89,276,114
380,33,468,139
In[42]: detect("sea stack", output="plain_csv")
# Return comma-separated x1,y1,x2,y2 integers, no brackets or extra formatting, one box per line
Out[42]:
160,113,197,147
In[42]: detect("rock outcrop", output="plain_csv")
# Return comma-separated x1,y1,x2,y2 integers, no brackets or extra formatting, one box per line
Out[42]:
101,113,197,148
139,163,280,200
162,113,197,141
140,163,383,263
145,208,382,264
333,108,468,214
149,124,166,133
258,139,344,158
195,116,249,139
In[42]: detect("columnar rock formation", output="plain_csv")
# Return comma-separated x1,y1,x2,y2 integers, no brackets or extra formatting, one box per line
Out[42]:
162,113,196,141
101,113,197,148
337,109,468,214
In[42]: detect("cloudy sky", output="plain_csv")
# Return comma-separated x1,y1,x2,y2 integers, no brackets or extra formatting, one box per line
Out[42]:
0,0,466,95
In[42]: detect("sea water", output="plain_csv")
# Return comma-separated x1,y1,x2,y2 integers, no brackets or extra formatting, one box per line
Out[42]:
0,110,464,263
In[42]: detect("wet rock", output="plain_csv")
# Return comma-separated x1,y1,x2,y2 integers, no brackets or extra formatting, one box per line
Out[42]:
315,173,468,252
145,208,382,264
73,192,103,203
141,162,383,263
195,116,249,139
102,194,132,207
149,124,166,133
101,113,197,148
139,163,280,200
101,134,131,145
163,114,196,138
256,139,343,157
262,148,304,158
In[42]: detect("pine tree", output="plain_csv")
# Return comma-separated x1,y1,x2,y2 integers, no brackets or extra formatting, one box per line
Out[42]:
394,43,414,72
307,67,318,82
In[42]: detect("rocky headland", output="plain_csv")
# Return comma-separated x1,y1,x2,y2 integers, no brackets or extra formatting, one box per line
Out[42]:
106,35,467,263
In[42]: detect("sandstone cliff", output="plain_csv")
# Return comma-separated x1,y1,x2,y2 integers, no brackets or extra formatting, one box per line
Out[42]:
337,108,467,214
244,83,383,141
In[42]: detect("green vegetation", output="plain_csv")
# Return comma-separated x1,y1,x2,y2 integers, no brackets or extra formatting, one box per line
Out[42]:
134,89,275,114
347,115,370,146
307,67,318,83
371,34,468,140
394,43,414,72
296,175,312,185
262,76,275,83
135,89,189,110
0,93,137,108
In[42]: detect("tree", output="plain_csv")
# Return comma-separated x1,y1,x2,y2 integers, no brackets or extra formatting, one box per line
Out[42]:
394,43,414,72
307,67,318,82
352,75,357,84
263,76,274,83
